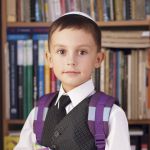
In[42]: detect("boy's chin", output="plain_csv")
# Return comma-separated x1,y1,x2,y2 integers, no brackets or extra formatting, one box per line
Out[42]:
61,80,89,92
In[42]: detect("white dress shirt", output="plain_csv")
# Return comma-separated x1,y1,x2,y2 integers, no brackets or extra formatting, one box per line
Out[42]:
14,79,131,150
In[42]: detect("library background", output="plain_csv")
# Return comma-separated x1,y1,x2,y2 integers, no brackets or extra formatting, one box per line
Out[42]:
0,0,150,150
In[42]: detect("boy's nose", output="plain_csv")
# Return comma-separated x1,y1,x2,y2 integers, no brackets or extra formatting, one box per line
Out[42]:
67,54,76,66
67,59,76,66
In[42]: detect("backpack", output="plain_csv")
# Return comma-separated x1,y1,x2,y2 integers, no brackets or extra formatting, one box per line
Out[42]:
33,91,116,150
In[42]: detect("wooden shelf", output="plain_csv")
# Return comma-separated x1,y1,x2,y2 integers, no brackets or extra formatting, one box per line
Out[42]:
5,119,150,125
7,119,25,125
129,119,150,125
98,20,150,27
7,20,150,28
7,22,51,27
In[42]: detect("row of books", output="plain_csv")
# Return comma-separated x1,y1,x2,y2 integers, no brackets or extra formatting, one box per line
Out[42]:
4,128,149,150
6,28,61,119
4,135,19,150
99,48,150,120
130,124,149,150
131,135,149,150
4,135,148,150
5,27,150,121
7,0,150,22
102,30,150,49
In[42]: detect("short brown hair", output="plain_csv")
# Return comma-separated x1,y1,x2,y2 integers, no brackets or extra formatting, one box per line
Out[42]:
48,14,101,52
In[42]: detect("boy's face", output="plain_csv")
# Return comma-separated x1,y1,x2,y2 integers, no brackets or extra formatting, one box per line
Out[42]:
46,28,104,92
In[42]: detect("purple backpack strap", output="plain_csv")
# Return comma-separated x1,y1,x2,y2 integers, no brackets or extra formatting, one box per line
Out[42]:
88,91,115,150
33,92,57,144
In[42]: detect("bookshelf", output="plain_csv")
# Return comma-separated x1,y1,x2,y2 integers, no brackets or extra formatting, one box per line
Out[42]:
7,20,150,27
1,0,150,150
0,1,3,150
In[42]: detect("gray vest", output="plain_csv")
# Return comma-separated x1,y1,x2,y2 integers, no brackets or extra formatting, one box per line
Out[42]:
41,96,97,150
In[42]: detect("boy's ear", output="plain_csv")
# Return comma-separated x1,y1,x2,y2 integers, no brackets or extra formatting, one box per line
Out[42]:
95,51,105,68
45,50,53,68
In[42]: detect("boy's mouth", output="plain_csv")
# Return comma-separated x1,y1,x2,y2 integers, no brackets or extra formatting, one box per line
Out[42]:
63,71,80,74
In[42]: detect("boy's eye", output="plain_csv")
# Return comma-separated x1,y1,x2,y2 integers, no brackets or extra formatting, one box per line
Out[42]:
57,49,66,55
79,50,88,55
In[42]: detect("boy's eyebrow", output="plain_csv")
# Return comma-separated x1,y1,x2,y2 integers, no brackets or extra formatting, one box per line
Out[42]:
53,44,92,48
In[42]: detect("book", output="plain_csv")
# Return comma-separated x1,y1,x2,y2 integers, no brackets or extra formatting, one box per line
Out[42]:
51,69,57,92
114,0,123,20
125,0,131,20
146,48,150,118
4,43,10,119
23,40,28,119
23,0,31,22
17,40,24,118
33,39,39,104
8,41,18,119
129,129,144,136
4,136,19,150
38,40,45,97
44,40,51,94
145,0,150,19
135,0,146,20
7,27,49,34
26,40,33,116
30,0,36,21
7,0,16,22
96,0,104,21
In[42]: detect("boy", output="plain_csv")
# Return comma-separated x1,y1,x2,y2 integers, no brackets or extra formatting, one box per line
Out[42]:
14,12,130,150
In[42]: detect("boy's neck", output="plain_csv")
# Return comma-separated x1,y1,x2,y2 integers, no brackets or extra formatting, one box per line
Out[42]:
61,78,93,93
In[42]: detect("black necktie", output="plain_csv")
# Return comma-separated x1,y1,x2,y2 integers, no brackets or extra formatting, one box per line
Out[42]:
59,95,71,116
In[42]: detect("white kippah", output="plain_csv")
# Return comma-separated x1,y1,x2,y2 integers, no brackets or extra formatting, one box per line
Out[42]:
62,11,95,22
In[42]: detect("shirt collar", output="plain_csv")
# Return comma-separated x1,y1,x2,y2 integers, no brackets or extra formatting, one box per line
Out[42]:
55,79,95,107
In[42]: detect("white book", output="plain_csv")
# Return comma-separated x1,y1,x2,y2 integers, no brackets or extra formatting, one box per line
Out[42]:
138,50,147,119
129,130,144,136
100,48,105,92
127,53,131,119
26,40,33,66
4,43,10,119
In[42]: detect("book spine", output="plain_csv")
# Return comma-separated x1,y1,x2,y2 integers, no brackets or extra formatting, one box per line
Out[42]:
103,0,109,21
114,0,123,21
44,40,51,94
44,0,49,22
33,40,39,104
7,0,16,22
125,0,131,20
95,68,100,91
127,52,132,119
7,27,49,34
116,50,121,104
30,0,36,21
8,41,18,119
100,48,105,92
23,0,31,22
35,0,41,21
40,0,46,21
38,40,45,97
4,43,10,119
23,41,28,119
122,52,128,114
17,40,24,119
112,50,117,97
109,50,114,96
60,0,66,14
56,80,61,91
146,48,150,119
16,0,21,21
51,69,57,92
145,0,150,19
4,136,19,150
26,40,33,115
